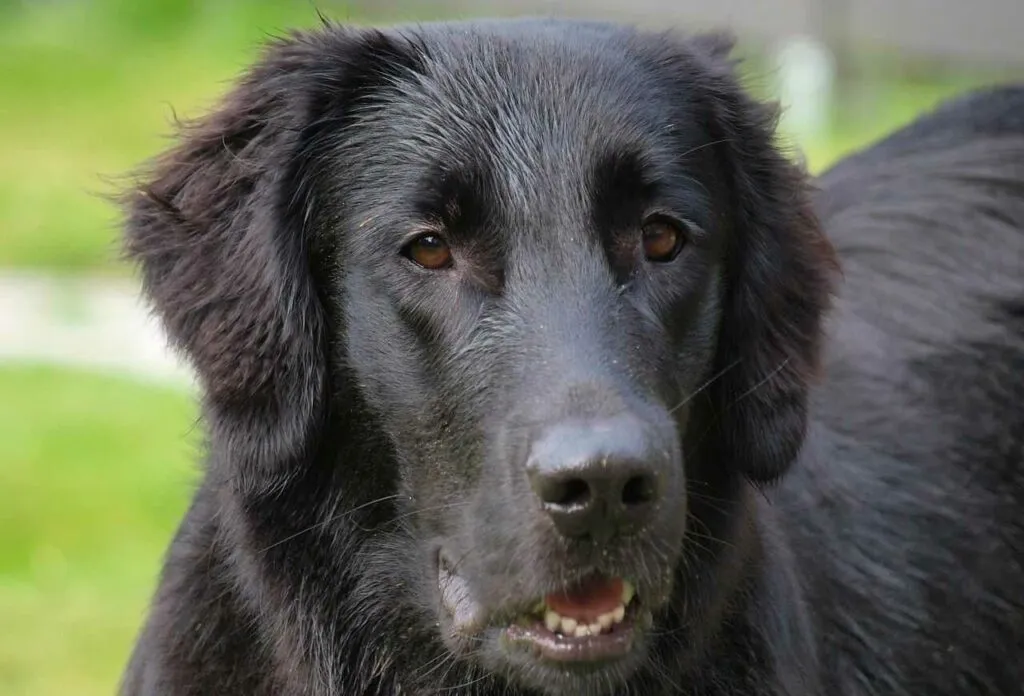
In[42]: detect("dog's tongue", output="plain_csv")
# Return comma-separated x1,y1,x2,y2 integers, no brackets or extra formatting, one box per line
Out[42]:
545,577,624,623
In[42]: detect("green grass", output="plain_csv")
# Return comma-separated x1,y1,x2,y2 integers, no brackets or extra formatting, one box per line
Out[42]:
0,0,353,273
0,0,1012,274
790,74,1005,172
0,365,199,696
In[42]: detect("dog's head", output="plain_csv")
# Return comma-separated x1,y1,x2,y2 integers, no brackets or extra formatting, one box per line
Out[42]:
125,19,835,695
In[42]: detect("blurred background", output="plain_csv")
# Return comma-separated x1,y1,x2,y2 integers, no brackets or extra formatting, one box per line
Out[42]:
0,1,1021,694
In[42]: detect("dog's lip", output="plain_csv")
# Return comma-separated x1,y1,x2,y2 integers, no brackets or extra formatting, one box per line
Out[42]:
438,551,648,664
438,553,488,634
503,603,642,663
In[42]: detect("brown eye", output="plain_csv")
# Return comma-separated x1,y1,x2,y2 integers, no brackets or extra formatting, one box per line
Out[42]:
641,219,685,262
403,234,453,270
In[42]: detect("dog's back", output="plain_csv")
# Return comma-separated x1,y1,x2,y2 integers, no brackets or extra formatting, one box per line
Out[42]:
818,86,1024,387
779,87,1024,694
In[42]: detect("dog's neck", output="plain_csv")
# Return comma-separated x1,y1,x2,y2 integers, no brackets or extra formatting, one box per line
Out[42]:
674,479,819,694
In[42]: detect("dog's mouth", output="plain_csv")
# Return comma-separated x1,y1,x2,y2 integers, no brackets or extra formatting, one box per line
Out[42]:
505,575,642,663
439,554,645,663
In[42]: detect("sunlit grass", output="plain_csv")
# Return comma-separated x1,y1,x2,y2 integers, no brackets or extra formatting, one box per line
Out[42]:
0,364,199,696
0,0,351,273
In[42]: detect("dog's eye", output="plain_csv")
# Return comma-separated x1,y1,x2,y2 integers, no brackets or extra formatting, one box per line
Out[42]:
403,234,453,270
641,219,686,263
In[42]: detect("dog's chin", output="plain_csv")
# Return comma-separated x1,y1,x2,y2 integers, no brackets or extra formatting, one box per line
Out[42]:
435,553,670,695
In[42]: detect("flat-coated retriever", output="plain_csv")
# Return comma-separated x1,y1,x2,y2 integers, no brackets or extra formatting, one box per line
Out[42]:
119,18,1024,696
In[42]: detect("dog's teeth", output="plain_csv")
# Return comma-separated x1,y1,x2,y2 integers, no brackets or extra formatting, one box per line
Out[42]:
544,609,561,633
621,580,635,605
541,599,628,637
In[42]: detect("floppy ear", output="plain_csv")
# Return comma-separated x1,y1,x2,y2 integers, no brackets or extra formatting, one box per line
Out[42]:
688,33,839,482
122,27,417,495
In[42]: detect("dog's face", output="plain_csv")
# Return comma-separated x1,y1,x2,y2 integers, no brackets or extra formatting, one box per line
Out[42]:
338,26,723,685
126,19,834,695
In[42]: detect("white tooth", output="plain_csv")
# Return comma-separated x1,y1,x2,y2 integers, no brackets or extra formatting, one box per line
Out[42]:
588,621,602,634
574,624,591,637
621,580,635,605
597,612,614,630
560,617,578,634
544,609,561,633
612,604,626,623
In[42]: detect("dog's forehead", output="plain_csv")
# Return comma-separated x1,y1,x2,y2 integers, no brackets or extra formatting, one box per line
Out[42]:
339,23,708,230
398,24,688,156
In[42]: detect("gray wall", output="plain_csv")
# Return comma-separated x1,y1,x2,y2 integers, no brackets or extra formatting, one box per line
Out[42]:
359,0,1024,66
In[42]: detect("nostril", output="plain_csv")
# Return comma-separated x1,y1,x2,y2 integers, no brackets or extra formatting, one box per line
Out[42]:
621,473,656,506
556,478,591,507
530,468,594,509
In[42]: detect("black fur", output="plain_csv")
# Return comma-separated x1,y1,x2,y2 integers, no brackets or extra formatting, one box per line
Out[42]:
119,18,1024,696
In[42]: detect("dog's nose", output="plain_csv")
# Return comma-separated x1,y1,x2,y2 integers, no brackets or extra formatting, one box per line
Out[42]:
526,415,666,541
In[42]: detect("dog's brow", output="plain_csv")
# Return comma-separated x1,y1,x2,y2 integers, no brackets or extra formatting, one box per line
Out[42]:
414,163,492,236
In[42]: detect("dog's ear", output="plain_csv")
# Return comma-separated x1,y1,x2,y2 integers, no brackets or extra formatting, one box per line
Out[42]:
681,34,839,482
123,27,418,495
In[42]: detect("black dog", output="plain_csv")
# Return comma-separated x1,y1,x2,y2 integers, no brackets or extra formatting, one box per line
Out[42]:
119,18,1024,696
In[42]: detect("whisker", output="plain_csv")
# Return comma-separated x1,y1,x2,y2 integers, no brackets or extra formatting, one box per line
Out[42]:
683,357,794,459
258,494,406,553
431,670,493,693
668,358,742,415
687,490,735,516
414,652,457,682
734,357,791,404
377,500,473,530
678,137,734,159
685,521,736,553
